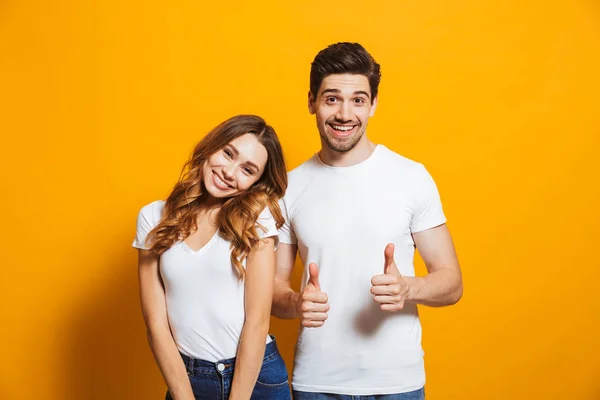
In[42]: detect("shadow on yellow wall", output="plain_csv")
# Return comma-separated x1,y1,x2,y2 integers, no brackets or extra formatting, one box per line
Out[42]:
62,249,164,398
60,250,303,399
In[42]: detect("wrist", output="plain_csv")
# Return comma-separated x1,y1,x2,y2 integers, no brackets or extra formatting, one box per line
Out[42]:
405,276,425,303
291,291,302,318
170,391,194,400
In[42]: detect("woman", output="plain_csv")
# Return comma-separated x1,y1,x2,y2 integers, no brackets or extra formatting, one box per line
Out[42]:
133,115,290,399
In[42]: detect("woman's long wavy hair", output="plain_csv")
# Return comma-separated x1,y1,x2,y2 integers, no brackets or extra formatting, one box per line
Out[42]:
145,115,287,279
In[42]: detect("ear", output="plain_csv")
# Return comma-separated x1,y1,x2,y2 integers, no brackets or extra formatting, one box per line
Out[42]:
369,95,378,117
308,91,316,115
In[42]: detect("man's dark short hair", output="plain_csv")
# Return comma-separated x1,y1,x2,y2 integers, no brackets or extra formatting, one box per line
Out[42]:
310,42,381,100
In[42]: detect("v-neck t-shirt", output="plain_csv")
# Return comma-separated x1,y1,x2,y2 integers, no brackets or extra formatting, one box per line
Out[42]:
133,200,278,361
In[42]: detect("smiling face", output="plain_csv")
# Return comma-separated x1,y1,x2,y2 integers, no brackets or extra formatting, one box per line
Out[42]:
309,73,378,153
202,133,269,199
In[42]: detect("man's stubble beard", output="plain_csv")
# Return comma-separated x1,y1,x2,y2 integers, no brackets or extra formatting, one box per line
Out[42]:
319,125,366,153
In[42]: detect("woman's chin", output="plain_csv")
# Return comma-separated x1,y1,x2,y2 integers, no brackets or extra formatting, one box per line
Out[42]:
205,185,238,200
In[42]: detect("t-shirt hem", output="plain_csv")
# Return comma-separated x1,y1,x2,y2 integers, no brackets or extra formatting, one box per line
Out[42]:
132,240,147,249
411,217,447,233
259,233,279,251
291,381,425,396
277,237,298,245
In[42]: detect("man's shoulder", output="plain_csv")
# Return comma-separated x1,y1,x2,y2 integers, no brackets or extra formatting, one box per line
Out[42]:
376,145,425,173
282,155,321,205
287,155,319,183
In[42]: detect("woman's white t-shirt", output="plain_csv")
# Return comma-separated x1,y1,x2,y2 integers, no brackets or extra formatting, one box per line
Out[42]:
133,200,278,362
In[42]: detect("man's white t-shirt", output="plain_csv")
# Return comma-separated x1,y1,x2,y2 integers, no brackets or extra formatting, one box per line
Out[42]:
133,200,278,362
278,145,446,395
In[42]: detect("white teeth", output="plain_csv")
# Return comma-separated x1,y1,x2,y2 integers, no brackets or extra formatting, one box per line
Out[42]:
331,124,354,132
214,173,231,189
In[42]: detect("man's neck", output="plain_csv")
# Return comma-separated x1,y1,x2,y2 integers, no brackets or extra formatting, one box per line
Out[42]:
318,136,377,167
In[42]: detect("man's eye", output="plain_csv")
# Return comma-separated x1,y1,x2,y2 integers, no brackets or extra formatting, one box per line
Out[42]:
326,97,337,103
354,98,365,104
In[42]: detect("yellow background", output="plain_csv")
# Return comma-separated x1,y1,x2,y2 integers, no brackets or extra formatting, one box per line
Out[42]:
1,1,599,399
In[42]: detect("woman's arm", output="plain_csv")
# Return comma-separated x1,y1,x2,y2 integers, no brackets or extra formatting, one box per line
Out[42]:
229,237,277,400
138,249,195,400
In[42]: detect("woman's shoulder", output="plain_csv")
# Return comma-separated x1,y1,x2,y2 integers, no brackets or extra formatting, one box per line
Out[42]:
256,205,274,222
255,205,278,239
138,200,166,226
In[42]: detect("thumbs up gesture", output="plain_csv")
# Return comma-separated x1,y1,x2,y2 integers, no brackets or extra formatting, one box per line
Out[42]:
371,243,410,311
297,262,330,327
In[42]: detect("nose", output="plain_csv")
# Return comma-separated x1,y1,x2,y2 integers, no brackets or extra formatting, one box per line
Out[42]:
336,101,352,122
222,163,235,181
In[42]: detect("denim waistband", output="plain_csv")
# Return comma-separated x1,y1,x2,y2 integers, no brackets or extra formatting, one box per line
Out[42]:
179,335,281,375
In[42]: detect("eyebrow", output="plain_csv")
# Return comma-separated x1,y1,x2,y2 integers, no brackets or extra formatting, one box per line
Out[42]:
227,144,260,171
320,88,370,97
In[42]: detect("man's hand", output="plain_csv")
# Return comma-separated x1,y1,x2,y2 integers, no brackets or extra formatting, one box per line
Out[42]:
371,243,411,311
296,262,329,327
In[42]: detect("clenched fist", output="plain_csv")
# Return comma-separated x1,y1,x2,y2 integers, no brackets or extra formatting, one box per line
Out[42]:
371,243,411,311
296,262,330,327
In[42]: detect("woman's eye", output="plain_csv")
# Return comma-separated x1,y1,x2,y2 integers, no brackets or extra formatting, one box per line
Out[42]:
223,149,232,158
243,167,254,175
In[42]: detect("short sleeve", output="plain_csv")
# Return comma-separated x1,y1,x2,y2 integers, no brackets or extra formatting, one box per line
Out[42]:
132,201,165,250
410,164,447,233
256,206,279,250
276,198,297,245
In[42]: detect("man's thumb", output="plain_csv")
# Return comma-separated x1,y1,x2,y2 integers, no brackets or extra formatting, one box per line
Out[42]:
384,243,399,275
308,262,321,290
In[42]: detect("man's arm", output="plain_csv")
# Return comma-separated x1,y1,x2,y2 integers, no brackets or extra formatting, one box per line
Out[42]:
271,243,329,326
407,224,463,306
271,243,300,319
371,224,462,310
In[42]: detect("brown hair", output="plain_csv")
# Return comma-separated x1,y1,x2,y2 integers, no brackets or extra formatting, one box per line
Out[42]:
310,42,381,100
146,115,287,278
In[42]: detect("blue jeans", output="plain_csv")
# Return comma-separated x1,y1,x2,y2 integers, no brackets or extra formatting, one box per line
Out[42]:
292,387,425,400
166,337,291,400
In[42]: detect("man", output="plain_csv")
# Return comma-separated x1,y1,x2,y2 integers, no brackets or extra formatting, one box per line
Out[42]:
272,42,463,399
